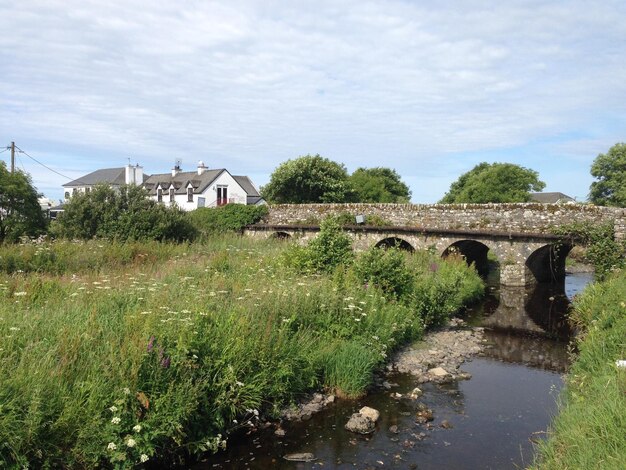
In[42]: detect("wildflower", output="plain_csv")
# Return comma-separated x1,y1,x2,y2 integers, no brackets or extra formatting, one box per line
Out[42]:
160,356,171,368
109,406,118,412
107,442,117,451
111,417,121,424
14,292,27,297
9,327,20,331
123,387,131,395
126,438,136,448
147,336,155,353
140,454,149,463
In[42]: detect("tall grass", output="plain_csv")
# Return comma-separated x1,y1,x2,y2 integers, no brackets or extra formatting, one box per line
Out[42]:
532,272,626,469
0,236,483,468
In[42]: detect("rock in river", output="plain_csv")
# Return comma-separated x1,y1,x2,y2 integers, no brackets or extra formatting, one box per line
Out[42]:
345,406,380,435
283,453,316,462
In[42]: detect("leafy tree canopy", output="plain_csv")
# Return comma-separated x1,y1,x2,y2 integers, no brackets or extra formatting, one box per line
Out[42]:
589,142,626,207
349,167,411,203
261,154,354,203
53,184,195,242
439,162,545,203
0,162,47,243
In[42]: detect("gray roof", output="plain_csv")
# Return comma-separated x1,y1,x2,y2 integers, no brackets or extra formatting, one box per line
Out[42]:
143,169,224,195
233,175,260,197
530,192,575,204
63,168,126,187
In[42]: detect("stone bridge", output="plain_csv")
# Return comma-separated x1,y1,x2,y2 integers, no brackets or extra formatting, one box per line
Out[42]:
244,203,625,287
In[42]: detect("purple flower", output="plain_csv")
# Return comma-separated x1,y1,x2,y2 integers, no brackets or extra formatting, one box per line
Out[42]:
429,263,439,272
160,356,171,368
147,336,155,353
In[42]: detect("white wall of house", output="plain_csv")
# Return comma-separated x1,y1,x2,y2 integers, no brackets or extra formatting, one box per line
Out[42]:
154,171,248,211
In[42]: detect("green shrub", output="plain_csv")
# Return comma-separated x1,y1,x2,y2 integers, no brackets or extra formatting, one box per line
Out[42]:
283,217,353,273
187,204,268,237
552,221,625,281
352,246,414,299
54,184,196,242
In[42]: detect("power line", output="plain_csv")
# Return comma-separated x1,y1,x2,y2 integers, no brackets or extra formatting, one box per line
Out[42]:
0,147,8,154
14,145,82,183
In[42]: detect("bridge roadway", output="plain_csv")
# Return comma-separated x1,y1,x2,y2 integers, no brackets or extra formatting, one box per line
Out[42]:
244,224,571,287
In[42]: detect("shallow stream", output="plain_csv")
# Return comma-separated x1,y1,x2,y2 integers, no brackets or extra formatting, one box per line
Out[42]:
197,272,593,469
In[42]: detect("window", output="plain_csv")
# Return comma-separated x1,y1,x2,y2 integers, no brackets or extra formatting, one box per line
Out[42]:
187,187,193,202
64,192,70,199
85,187,91,194
217,186,228,206
157,188,163,202
169,188,175,202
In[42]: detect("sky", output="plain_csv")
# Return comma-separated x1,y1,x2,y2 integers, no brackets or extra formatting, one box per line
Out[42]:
1,0,625,203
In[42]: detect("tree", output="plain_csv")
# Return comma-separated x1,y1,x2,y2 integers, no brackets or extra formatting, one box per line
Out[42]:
589,143,626,207
439,162,545,203
0,162,47,243
53,184,195,242
261,154,354,203
349,167,411,203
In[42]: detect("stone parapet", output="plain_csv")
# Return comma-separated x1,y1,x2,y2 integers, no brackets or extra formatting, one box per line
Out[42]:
264,203,625,237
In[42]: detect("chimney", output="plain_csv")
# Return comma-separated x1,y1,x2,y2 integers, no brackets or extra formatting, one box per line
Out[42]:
125,164,135,184
134,164,143,185
172,164,181,177
197,161,207,175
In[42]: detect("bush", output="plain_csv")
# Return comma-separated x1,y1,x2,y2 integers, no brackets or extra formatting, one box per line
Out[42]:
552,221,625,280
54,184,196,242
187,204,268,237
283,217,353,273
352,246,414,299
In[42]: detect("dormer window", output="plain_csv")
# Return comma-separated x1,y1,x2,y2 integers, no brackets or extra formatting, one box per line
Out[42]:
187,187,194,202
157,188,163,202
169,187,175,202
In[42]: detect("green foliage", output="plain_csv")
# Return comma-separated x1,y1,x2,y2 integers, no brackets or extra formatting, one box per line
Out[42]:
319,341,378,398
0,236,483,467
187,204,268,237
411,256,485,328
552,221,625,281
261,154,355,203
283,217,353,273
54,184,196,242
0,162,47,243
440,162,545,203
352,246,414,299
589,142,626,207
349,167,411,203
533,272,626,469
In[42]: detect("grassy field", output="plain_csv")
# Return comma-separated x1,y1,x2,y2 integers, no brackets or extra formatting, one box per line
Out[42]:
0,236,483,468
533,271,626,469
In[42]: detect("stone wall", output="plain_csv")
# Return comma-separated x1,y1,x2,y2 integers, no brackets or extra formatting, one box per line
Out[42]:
264,203,626,240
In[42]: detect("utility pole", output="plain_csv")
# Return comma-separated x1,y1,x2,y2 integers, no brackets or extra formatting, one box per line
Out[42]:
10,141,15,173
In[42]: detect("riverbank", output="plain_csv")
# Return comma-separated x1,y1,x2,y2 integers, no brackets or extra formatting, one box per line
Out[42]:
533,271,626,469
0,237,483,468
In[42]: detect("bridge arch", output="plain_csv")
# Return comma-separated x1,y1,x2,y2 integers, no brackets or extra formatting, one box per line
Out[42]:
270,231,292,240
442,240,495,277
374,237,415,252
525,243,573,284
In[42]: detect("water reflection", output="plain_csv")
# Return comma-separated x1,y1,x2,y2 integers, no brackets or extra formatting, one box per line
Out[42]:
466,272,593,371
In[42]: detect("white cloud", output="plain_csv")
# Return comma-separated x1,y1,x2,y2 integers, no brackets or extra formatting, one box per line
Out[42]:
1,0,625,201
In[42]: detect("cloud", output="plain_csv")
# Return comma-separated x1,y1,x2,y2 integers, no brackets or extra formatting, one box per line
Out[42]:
1,0,625,201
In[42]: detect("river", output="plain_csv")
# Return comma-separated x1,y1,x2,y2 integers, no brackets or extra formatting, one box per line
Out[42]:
196,272,593,469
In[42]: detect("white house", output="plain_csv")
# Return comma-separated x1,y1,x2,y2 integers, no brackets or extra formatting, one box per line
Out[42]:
63,165,145,200
142,162,263,210
62,162,264,210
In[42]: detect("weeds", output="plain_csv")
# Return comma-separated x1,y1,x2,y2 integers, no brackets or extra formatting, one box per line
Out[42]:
0,235,483,468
